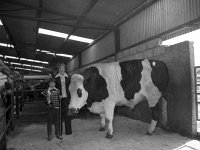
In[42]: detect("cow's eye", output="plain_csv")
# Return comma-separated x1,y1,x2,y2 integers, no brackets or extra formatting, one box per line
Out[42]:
77,88,82,97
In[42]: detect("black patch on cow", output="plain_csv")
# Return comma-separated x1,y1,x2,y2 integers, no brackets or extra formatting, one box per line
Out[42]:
119,60,143,100
81,67,109,107
149,60,169,93
77,88,82,97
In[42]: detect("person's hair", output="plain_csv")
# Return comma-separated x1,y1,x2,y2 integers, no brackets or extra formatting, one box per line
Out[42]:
57,62,66,71
48,77,56,84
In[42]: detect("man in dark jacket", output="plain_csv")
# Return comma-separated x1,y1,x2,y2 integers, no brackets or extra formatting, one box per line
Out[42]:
55,63,72,135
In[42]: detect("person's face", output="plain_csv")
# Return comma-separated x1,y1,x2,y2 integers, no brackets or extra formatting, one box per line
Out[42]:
49,82,55,89
59,65,65,74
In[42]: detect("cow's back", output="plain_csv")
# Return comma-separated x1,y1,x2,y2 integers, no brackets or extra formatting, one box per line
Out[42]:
119,59,169,106
91,59,169,106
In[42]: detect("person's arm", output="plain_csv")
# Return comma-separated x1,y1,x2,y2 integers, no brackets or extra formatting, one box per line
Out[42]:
66,76,71,100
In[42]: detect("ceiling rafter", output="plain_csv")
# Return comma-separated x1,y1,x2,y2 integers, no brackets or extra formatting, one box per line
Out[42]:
0,0,112,29
59,0,99,50
0,13,111,30
0,17,20,57
0,7,31,12
35,0,42,59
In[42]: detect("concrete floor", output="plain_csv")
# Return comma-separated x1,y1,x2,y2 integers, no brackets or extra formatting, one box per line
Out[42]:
7,100,200,150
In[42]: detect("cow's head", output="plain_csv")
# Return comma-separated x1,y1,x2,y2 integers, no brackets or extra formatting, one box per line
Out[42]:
68,74,89,115
68,67,107,115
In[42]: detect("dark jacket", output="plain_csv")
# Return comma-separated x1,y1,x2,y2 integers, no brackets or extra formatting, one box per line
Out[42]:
55,74,71,101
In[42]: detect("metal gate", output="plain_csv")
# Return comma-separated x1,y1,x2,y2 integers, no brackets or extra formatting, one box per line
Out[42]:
194,66,200,133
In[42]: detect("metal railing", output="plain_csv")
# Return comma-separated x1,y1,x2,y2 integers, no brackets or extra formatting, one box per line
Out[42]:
0,91,14,150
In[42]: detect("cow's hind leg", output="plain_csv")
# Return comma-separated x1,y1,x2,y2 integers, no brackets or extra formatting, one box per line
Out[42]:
99,114,106,131
147,102,159,135
104,100,115,139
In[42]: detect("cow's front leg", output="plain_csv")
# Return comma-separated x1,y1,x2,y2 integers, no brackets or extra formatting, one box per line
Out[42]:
99,114,106,131
104,100,115,139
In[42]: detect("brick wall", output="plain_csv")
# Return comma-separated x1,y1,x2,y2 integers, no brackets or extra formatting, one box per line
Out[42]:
116,40,196,137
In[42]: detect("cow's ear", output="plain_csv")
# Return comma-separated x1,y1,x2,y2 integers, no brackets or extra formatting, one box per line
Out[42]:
83,74,97,92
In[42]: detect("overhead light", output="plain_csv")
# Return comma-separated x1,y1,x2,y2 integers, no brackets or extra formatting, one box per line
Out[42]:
0,54,3,57
46,52,55,56
5,55,19,59
36,49,40,52
20,58,27,61
0,20,2,26
24,68,31,71
38,28,93,43
41,50,50,53
38,28,68,38
23,64,31,67
20,58,48,64
3,61,9,64
10,62,22,65
0,43,14,48
32,69,42,72
56,53,73,58
15,67,23,70
32,65,43,69
41,61,48,64
69,35,94,43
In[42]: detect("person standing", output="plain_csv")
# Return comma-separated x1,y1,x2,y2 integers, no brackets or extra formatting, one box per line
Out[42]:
55,63,72,135
42,78,62,141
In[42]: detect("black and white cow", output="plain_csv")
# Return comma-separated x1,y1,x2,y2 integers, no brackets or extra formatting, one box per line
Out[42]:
68,59,169,138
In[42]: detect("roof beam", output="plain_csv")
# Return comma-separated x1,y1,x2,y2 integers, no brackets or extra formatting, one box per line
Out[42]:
0,13,111,30
0,0,112,28
0,17,20,57
59,0,99,50
35,0,42,59
114,0,158,27
0,7,31,12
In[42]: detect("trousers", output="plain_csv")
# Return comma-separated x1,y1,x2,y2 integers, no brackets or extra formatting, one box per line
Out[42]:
47,106,60,138
60,97,72,135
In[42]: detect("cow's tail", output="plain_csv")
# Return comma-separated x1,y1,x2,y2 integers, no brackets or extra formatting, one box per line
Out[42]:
160,96,170,131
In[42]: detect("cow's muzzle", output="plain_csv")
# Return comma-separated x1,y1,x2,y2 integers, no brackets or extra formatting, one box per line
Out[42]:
68,108,80,116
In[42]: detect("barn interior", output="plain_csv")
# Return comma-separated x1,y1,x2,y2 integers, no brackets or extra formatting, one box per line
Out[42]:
0,0,200,150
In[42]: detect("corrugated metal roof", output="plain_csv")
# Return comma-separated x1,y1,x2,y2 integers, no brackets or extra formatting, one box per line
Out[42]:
0,0,151,73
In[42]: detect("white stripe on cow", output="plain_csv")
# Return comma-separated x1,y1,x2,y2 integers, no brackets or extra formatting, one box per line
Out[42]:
139,59,162,107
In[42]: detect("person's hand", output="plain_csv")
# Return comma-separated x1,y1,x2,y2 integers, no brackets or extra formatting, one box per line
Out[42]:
0,72,7,90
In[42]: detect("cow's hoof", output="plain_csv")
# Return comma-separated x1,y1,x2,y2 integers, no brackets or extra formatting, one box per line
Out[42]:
106,133,113,139
99,127,106,131
162,124,170,131
146,132,153,135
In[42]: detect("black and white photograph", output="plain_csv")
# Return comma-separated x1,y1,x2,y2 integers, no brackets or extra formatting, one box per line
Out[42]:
0,0,200,150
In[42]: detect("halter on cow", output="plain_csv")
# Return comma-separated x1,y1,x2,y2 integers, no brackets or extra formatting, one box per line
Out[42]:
68,59,169,138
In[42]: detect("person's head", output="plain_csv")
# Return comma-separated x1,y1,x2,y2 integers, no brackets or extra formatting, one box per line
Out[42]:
57,63,66,75
48,78,56,89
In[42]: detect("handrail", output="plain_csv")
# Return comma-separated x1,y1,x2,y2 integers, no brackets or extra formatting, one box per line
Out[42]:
15,89,46,93
0,115,13,142
0,105,12,122
0,89,14,148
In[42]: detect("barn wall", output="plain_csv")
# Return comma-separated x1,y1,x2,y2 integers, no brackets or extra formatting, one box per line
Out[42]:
67,0,200,72
67,55,79,72
81,32,115,66
120,0,200,50
116,41,196,137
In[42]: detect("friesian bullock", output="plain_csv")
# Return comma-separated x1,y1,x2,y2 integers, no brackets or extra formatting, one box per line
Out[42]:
68,59,169,138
